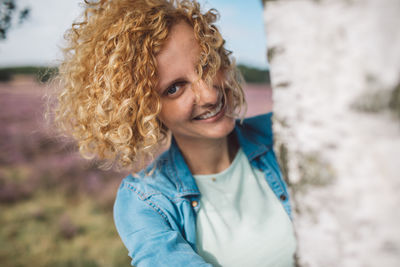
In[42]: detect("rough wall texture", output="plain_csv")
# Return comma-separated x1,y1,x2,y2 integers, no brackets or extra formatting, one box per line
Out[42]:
263,0,400,266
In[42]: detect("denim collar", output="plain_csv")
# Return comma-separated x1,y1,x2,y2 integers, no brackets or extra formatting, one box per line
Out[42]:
234,118,273,162
165,117,272,197
165,137,201,198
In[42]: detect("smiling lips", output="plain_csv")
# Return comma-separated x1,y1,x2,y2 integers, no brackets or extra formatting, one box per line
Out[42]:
193,96,225,121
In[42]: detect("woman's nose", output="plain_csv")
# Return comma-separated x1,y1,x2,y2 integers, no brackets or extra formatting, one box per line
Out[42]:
192,79,219,107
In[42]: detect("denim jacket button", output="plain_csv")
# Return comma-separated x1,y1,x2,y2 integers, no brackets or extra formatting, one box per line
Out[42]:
191,200,198,207
279,194,287,201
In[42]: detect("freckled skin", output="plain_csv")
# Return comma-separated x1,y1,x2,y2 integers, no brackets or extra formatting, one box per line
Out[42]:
156,21,235,150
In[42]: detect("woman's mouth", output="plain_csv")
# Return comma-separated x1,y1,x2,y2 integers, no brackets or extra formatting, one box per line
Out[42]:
193,97,225,121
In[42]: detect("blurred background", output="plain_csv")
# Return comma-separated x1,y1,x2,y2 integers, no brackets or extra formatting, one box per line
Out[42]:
0,0,271,266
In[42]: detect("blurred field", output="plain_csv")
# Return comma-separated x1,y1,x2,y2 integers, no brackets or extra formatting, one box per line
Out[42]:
0,76,271,267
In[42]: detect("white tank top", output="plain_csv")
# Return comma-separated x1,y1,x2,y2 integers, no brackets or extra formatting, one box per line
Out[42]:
193,148,296,267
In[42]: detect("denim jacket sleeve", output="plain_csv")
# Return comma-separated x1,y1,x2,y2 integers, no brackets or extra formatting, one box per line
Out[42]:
113,180,212,267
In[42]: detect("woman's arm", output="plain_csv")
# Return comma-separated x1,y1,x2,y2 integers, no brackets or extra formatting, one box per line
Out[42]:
113,183,211,267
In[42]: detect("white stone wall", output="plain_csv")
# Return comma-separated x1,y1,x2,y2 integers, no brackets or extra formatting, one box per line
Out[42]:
263,0,400,266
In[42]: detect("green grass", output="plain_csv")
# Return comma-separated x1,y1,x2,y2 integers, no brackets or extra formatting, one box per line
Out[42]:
0,189,129,267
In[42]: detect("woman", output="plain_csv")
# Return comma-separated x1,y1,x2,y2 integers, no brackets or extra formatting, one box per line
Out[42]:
54,0,296,266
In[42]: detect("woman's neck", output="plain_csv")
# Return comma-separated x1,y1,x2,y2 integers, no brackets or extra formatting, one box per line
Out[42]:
174,134,238,175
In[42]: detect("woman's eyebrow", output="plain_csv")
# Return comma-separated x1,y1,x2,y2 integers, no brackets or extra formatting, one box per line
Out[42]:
159,77,186,92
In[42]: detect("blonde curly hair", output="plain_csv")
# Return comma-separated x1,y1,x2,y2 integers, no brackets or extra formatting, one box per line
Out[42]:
54,0,246,170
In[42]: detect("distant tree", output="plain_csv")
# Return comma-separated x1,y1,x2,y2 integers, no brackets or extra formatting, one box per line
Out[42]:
237,64,271,84
261,0,276,5
0,0,30,40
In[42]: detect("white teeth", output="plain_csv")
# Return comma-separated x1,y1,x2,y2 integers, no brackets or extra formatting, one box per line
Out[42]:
196,99,223,120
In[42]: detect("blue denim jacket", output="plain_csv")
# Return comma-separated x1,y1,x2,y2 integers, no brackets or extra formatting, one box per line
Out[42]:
113,113,291,267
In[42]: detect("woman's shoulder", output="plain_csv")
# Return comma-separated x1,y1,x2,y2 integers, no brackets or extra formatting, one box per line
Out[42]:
115,152,180,204
239,112,273,131
235,112,274,147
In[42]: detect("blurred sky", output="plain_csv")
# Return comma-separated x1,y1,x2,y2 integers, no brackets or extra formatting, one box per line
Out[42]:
0,0,268,69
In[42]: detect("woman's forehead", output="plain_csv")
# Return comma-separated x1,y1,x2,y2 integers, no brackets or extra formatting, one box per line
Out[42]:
158,22,199,61
155,22,201,90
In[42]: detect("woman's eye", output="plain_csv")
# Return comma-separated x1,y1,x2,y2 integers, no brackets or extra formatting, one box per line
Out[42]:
165,82,185,96
167,85,179,95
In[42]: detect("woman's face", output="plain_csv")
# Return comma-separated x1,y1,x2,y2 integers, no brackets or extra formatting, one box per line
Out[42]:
155,21,235,145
